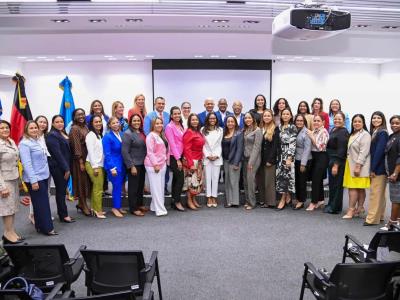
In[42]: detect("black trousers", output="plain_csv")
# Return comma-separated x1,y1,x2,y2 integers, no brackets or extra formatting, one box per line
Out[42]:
28,179,54,234
127,165,145,212
169,156,184,204
311,152,329,204
326,160,345,213
49,161,69,219
295,160,310,203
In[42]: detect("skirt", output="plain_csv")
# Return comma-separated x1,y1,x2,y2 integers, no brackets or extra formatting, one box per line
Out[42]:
343,160,370,189
183,160,203,196
0,179,19,217
389,181,400,204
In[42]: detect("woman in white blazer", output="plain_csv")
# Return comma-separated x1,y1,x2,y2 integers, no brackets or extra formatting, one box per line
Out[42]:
202,112,223,207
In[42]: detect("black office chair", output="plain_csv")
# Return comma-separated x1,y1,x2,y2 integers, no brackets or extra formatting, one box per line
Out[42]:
61,284,154,300
0,249,13,285
80,249,162,300
0,282,64,300
3,244,86,292
342,231,400,263
299,261,400,300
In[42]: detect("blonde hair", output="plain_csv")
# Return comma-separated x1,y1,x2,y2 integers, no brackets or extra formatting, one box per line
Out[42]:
111,101,124,117
260,109,276,141
133,94,147,115
23,120,39,139
151,117,167,142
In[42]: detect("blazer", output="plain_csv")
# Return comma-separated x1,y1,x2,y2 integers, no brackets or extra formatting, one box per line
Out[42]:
45,129,71,172
261,127,280,166
0,138,19,190
243,127,263,167
347,129,371,177
19,138,50,184
385,132,400,180
327,127,349,165
165,121,184,160
183,129,205,168
225,131,244,167
102,131,124,173
215,110,233,128
202,127,223,166
370,129,389,175
198,110,213,127
143,111,170,136
295,127,312,166
121,128,147,168
127,107,146,125
85,131,104,168
144,132,169,168
233,113,245,130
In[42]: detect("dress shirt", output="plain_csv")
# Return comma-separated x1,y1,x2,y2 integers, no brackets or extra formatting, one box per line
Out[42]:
311,127,329,152
38,135,51,157
85,131,104,168
165,121,184,160
144,132,169,168
19,138,50,183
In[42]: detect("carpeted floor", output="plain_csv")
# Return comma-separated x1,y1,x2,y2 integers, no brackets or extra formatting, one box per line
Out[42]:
3,190,390,300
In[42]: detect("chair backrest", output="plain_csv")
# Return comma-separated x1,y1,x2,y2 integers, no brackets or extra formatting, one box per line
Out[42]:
80,250,146,295
329,261,400,299
0,289,34,300
369,231,400,261
72,290,137,300
4,244,70,289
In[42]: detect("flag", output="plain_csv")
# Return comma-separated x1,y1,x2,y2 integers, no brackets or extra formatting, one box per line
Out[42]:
0,97,3,119
59,76,75,134
59,76,75,200
10,73,33,145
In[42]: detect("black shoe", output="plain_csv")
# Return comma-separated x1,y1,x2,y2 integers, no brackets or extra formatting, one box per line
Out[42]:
2,235,23,244
173,203,185,212
60,217,76,223
363,222,377,226
45,231,59,236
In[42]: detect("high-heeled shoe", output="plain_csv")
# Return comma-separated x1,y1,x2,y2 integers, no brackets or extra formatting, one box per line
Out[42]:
193,198,202,208
342,208,356,219
306,203,317,211
111,208,124,218
315,201,325,209
92,210,107,219
138,206,149,213
212,197,218,208
60,216,76,223
132,210,145,216
276,200,286,211
173,202,185,212
354,207,365,218
2,235,23,244
293,202,304,210
76,205,91,216
45,231,59,236
187,198,198,210
206,197,213,208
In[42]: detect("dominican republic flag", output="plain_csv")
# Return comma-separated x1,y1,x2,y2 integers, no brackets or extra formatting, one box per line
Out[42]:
10,73,33,145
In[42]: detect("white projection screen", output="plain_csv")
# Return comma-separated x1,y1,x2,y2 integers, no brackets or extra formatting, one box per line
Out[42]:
152,60,272,114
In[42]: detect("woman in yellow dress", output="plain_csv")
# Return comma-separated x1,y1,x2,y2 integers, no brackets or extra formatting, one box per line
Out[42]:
343,114,371,219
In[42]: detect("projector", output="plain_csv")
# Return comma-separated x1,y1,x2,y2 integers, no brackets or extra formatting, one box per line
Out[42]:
272,5,351,40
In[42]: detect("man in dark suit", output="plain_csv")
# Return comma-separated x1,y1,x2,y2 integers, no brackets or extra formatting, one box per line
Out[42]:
198,98,215,127
215,98,232,128
232,100,245,129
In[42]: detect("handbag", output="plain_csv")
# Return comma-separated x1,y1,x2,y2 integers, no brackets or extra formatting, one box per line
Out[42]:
2,276,44,300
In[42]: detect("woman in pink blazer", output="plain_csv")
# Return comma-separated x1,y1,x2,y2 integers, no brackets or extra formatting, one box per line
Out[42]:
145,117,169,216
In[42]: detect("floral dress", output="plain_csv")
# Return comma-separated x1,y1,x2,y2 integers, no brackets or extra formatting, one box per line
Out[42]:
276,124,297,194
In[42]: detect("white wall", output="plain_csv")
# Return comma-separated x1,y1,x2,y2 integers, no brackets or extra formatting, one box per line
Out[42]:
272,61,400,126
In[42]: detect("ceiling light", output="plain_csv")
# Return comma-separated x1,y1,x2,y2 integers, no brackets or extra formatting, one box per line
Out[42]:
212,19,229,23
145,55,154,58
303,59,313,62
217,25,230,28
294,56,303,59
354,24,369,28
287,59,295,62
382,25,398,29
228,55,237,58
63,58,73,61
17,56,27,59
194,55,203,58
198,25,211,28
126,18,143,22
276,56,285,59
108,58,117,60
125,55,135,58
37,56,47,59
89,19,107,23
51,19,70,23
210,55,220,58
56,56,66,59
128,58,137,61
45,59,55,62
104,55,113,58
25,59,36,62
243,20,259,24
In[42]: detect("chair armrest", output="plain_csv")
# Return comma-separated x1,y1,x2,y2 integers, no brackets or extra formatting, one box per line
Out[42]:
45,282,65,300
70,245,87,263
345,234,364,248
141,251,158,282
142,282,153,300
147,251,158,271
304,262,330,285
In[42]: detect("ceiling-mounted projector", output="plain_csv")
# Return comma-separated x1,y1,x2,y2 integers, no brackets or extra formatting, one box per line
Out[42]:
272,4,351,40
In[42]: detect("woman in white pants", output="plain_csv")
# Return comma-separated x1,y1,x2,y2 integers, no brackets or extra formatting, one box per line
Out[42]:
144,117,169,216
202,112,223,207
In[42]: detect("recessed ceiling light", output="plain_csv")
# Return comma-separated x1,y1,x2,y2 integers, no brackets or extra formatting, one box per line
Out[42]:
145,55,154,58
194,55,203,58
354,24,369,28
276,56,285,59
217,25,230,28
311,57,320,60
128,58,137,61
37,56,47,59
56,56,66,59
228,55,237,58
45,59,55,62
125,55,135,58
287,59,295,62
104,55,113,58
382,25,398,29
108,58,117,61
126,18,143,22
51,19,70,23
89,19,107,23
25,59,36,62
198,25,211,28
243,20,259,24
210,55,220,58
17,56,27,59
303,59,313,62
294,56,303,59
212,19,229,23
63,58,73,61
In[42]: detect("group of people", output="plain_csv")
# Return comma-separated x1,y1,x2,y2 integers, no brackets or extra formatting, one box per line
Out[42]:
0,93,399,243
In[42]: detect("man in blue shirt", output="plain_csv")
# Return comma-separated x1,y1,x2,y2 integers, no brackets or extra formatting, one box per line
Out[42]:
143,97,170,136
198,98,215,127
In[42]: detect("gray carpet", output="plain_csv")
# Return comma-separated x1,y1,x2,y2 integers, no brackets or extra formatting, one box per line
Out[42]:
3,191,390,300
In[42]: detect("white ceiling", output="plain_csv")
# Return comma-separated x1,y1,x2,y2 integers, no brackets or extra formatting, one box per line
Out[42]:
0,0,399,62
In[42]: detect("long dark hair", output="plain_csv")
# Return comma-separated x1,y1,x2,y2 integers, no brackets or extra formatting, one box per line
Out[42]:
88,114,103,139
297,101,310,115
369,111,387,133
34,115,49,134
128,113,144,134
280,108,294,125
244,112,257,132
187,113,201,132
169,106,183,127
50,114,67,136
202,112,219,136
254,94,267,111
89,100,106,116
329,99,342,116
311,98,324,113
350,114,368,135
273,98,290,115
294,113,308,129
223,115,239,137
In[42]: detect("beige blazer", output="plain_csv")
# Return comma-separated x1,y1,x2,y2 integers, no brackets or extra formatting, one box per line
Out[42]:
0,138,20,190
347,130,371,177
